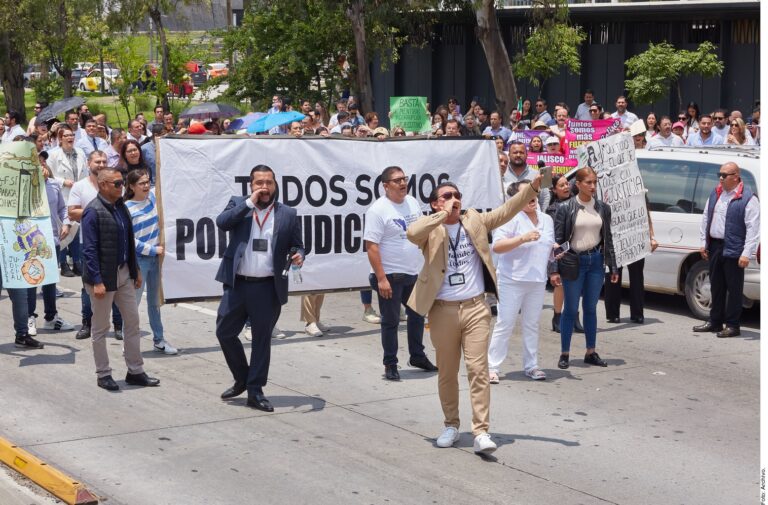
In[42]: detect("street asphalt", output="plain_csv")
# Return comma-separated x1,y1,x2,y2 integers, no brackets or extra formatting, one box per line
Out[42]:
0,276,760,505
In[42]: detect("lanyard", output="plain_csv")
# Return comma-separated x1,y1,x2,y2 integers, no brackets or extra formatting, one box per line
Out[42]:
447,223,463,265
253,204,274,234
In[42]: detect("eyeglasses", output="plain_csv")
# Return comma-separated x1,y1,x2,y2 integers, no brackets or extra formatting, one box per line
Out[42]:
589,108,599,113
438,190,462,201
110,179,126,188
718,172,737,179
678,115,686,120
386,176,409,185
713,116,725,120
730,123,739,127
34,106,41,110
137,180,151,186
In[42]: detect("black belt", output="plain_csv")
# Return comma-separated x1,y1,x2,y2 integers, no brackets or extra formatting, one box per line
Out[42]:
577,245,602,255
235,274,274,283
710,238,724,243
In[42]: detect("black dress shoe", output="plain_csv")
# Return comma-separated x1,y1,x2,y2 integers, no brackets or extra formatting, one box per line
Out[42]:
408,356,438,371
14,336,44,349
221,382,247,399
552,313,561,333
606,317,621,324
384,364,400,381
630,316,645,324
72,264,83,276
584,352,608,367
717,327,741,338
246,394,274,412
693,322,723,333
125,372,160,387
76,321,91,340
557,354,569,369
97,375,119,391
60,263,75,277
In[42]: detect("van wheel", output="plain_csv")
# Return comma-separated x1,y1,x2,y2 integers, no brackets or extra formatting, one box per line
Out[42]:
684,260,711,320
79,83,86,91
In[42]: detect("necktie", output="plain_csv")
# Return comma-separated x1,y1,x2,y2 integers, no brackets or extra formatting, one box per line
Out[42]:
92,137,97,150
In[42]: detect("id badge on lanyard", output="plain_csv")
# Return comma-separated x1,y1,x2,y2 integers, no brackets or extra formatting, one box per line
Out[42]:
447,224,466,286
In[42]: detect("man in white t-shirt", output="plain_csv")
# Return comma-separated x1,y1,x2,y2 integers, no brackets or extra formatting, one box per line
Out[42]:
611,96,639,129
68,150,122,341
2,110,25,142
365,166,435,381
648,116,685,148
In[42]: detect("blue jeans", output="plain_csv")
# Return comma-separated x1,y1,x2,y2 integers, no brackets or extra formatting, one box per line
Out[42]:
561,251,604,353
27,284,57,320
60,235,81,265
360,289,372,305
6,288,29,338
135,255,164,344
369,273,425,365
81,285,123,326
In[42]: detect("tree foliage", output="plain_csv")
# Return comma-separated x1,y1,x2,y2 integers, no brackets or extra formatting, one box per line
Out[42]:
625,41,724,107
513,0,585,89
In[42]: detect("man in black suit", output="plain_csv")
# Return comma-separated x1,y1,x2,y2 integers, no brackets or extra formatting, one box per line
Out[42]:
215,164,304,411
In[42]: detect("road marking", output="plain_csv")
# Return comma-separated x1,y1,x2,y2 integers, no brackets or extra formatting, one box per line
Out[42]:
176,303,218,317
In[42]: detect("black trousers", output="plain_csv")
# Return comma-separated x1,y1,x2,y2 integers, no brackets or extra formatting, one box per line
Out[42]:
216,279,281,396
604,259,645,320
708,240,744,328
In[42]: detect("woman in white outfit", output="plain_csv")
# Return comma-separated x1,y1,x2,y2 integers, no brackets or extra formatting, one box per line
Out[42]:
488,180,556,382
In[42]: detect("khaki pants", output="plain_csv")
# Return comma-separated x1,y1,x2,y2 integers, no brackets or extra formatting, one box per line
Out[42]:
300,294,325,324
428,295,491,436
86,265,144,378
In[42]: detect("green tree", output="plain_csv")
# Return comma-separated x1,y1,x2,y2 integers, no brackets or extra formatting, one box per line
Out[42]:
513,0,585,92
107,36,147,122
0,2,43,120
625,41,724,109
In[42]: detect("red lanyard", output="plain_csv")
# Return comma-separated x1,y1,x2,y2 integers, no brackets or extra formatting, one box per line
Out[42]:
253,204,274,232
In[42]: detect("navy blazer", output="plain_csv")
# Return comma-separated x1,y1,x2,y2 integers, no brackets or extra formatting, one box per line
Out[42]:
215,197,304,305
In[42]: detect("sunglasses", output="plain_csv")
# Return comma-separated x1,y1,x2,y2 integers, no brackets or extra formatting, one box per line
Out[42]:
718,172,736,179
713,116,725,120
589,108,599,112
439,190,462,201
730,123,739,127
678,116,686,120
110,179,126,188
386,176,409,184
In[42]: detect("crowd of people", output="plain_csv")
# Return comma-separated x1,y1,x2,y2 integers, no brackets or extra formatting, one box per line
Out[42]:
0,88,760,456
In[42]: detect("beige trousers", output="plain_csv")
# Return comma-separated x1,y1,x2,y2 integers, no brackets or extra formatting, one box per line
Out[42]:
428,295,491,436
86,265,144,378
300,294,325,324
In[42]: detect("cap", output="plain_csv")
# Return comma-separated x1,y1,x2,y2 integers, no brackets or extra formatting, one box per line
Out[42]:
629,120,647,136
533,120,548,129
373,127,389,137
672,121,685,130
545,135,560,145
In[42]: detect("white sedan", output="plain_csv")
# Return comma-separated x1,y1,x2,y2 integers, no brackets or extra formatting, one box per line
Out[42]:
78,70,117,92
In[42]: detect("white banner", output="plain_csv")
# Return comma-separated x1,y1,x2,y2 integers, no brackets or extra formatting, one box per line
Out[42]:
157,136,503,300
576,133,650,268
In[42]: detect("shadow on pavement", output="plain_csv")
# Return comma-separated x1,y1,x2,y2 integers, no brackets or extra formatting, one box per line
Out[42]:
0,342,79,366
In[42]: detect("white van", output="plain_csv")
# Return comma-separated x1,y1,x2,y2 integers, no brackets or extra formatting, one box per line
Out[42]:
630,146,759,319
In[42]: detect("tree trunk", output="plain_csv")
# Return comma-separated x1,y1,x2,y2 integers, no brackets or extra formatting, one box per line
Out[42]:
675,81,683,115
151,6,170,111
474,0,518,119
346,0,373,114
0,32,27,124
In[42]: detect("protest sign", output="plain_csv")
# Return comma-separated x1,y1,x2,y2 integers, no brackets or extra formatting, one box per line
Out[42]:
157,136,503,300
0,217,59,288
563,118,621,158
576,133,650,267
389,97,430,133
0,141,49,218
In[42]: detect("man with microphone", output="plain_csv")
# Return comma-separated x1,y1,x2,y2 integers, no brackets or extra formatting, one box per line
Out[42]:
215,165,304,412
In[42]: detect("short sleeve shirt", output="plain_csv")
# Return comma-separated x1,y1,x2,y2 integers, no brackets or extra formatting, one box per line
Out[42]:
363,195,424,275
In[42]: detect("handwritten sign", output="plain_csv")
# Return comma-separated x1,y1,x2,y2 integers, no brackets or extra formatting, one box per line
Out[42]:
389,96,430,133
576,133,650,267
0,141,48,218
0,217,59,287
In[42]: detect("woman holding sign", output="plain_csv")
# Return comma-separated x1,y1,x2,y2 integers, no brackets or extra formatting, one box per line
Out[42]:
550,167,619,370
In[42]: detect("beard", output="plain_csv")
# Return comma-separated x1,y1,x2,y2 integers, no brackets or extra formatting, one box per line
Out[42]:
256,191,276,209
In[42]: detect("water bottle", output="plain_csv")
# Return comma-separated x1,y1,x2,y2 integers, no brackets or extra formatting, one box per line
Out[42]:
290,263,303,284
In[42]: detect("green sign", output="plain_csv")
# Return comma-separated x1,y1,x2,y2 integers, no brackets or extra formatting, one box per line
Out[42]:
389,96,430,133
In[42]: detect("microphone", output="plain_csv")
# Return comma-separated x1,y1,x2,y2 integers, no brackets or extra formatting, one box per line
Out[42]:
537,160,546,169
281,247,299,278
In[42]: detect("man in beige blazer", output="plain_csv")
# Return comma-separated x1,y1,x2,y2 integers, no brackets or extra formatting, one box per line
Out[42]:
406,173,542,455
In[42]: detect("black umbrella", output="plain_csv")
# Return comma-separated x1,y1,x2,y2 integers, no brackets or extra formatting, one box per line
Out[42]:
179,102,243,120
36,97,85,123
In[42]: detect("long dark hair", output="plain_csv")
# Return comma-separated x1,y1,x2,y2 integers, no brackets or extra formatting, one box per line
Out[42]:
120,139,146,171
124,169,149,200
685,101,700,126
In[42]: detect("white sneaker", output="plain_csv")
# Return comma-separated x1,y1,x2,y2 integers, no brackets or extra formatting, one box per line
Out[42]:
399,306,407,322
489,371,499,384
316,321,331,332
154,340,178,355
27,316,37,336
243,323,252,341
473,433,497,454
305,322,323,337
525,367,546,380
271,326,286,338
43,313,75,331
436,427,460,448
363,307,381,324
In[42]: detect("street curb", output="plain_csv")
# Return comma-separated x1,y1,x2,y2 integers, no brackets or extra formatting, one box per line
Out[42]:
0,436,98,505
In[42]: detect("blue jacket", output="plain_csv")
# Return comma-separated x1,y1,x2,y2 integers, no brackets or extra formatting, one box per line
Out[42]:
215,197,304,305
705,182,756,258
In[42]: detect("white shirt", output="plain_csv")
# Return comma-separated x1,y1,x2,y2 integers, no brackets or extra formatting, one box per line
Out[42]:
47,146,88,202
75,135,109,157
700,186,760,258
712,124,729,138
363,195,424,275
435,223,485,301
68,177,100,239
2,124,25,143
687,131,725,146
611,110,639,128
236,199,275,277
647,133,685,148
493,210,555,283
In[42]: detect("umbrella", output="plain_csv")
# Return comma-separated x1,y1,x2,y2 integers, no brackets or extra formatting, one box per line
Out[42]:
247,111,305,134
228,112,267,131
179,102,243,120
37,97,85,123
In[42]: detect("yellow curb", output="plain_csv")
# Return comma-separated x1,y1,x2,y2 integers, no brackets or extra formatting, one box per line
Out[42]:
0,436,98,505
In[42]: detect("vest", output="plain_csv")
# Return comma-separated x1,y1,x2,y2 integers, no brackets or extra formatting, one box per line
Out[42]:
705,182,756,258
82,195,139,291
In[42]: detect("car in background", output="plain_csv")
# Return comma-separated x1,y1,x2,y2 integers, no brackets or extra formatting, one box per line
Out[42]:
23,65,58,87
88,62,120,80
78,69,117,93
187,61,207,87
206,62,228,80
